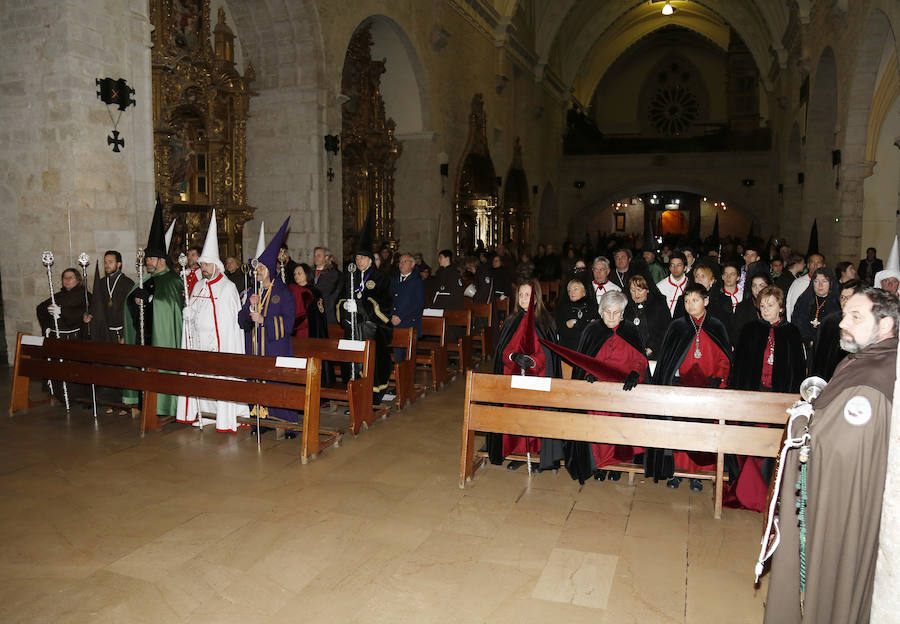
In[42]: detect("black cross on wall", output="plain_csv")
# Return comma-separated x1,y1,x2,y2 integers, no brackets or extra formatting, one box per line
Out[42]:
107,130,124,152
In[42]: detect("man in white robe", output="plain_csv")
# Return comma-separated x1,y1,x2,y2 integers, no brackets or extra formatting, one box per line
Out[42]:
176,210,249,432
656,252,689,317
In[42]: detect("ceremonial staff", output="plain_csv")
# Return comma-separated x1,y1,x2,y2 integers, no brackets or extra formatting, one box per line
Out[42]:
41,251,70,411
240,261,249,304
136,248,146,346
77,252,98,419
178,253,200,432
347,262,358,381
250,258,262,447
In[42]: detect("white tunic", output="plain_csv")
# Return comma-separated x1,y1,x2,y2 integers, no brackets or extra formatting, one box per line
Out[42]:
657,275,688,317
785,274,810,322
176,273,249,432
591,280,621,306
723,286,743,311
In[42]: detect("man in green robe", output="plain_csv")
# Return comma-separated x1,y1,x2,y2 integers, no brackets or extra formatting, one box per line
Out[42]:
122,198,184,416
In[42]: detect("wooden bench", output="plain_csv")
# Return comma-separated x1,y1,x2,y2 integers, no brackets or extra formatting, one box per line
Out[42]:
459,371,795,518
492,297,509,324
292,335,385,434
9,333,337,463
417,316,450,390
388,327,422,409
464,300,495,362
441,309,474,374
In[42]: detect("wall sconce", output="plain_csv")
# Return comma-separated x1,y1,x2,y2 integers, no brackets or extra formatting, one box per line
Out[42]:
324,134,340,181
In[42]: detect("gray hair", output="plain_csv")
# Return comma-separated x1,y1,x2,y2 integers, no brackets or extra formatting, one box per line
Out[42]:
599,290,627,315
863,287,900,338
592,256,611,270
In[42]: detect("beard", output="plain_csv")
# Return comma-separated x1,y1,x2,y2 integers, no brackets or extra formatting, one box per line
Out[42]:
840,330,877,353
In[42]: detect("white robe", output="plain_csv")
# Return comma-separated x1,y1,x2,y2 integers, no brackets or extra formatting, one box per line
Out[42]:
591,280,620,307
176,273,249,432
656,274,688,316
723,286,743,312
785,274,810,322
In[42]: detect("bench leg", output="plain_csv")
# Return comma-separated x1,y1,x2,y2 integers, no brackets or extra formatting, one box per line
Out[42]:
714,452,724,519
460,428,475,488
140,389,159,435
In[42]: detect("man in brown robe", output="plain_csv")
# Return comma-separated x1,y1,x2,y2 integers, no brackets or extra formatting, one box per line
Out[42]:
764,288,899,623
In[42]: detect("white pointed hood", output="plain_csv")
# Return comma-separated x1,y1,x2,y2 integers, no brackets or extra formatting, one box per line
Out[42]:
198,209,224,271
164,218,176,254
875,236,900,289
254,222,266,261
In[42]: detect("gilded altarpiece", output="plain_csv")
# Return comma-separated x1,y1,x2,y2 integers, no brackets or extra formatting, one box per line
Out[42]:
341,25,403,262
502,137,530,252
455,94,499,255
150,0,255,259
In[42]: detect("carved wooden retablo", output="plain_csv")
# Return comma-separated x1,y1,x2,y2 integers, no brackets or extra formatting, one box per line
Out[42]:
150,0,255,260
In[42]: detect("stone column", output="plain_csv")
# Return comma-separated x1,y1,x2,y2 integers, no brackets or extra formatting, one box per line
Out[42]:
837,161,875,262
0,0,153,360
871,339,900,621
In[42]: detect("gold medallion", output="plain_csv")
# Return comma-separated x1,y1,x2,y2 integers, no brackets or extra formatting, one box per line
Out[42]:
365,280,375,290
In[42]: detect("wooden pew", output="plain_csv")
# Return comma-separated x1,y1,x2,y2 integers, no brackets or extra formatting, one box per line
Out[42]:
388,327,421,409
292,335,384,434
492,297,510,324
416,315,450,390
9,333,337,463
441,309,474,374
459,371,795,518
464,300,495,362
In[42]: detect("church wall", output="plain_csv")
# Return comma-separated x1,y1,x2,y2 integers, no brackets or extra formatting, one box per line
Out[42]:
862,95,900,258
0,0,154,359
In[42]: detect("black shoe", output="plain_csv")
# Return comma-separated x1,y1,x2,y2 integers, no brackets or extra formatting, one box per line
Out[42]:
507,460,525,471
593,469,608,481
284,431,297,440
607,471,622,482
667,477,682,489
689,479,703,492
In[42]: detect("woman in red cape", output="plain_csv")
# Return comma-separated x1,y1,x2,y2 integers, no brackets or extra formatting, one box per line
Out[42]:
486,279,562,471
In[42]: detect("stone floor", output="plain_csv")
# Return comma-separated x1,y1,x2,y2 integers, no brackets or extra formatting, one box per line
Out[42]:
0,367,768,623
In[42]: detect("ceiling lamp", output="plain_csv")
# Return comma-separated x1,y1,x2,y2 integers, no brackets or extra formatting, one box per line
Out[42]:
661,2,675,15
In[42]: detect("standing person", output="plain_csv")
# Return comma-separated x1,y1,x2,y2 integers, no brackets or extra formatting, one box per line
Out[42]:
857,246,883,286
337,222,393,402
176,210,249,432
590,256,621,306
651,283,731,491
122,201,184,418
288,264,323,339
223,256,245,294
727,285,804,512
431,249,464,309
184,245,203,297
835,261,857,286
764,288,899,624
720,262,743,312
610,248,633,290
775,254,803,295
623,274,670,360
873,236,900,296
390,252,424,361
732,274,772,348
567,290,649,483
792,267,841,349
312,246,341,325
85,251,135,344
689,264,733,341
656,252,689,317
36,268,90,340
555,279,599,350
786,253,825,321
238,218,297,425
641,249,666,285
487,280,562,472
809,278,861,381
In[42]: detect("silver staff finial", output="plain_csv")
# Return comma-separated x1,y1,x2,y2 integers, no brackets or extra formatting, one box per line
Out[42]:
41,251,54,266
77,252,89,268
178,252,187,268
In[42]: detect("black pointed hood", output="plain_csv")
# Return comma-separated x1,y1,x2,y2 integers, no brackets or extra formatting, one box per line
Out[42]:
145,195,168,258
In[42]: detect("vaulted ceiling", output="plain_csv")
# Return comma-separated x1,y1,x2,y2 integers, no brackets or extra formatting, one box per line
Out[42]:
499,1,789,102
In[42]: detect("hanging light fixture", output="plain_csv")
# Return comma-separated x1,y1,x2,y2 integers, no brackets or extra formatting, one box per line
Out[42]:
661,2,675,15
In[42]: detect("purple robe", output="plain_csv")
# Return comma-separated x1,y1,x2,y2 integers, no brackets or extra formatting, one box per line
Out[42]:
239,279,297,423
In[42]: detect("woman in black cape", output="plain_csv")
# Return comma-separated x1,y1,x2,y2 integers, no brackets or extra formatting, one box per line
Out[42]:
555,278,600,350
622,273,670,360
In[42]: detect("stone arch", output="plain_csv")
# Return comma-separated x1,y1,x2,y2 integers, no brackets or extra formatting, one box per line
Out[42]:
354,15,430,134
803,47,839,256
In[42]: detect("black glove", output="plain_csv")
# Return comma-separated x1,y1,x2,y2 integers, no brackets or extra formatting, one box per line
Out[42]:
133,286,150,302
585,374,598,383
509,352,536,371
622,371,640,391
708,376,723,388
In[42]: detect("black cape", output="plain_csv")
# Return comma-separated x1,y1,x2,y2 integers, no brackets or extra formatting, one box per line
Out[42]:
623,292,670,360
88,272,135,343
729,319,805,393
554,295,599,350
565,321,649,484
808,310,847,381
486,311,563,469
337,266,394,395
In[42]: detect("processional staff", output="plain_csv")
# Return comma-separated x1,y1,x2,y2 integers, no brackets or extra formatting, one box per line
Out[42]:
136,248,146,346
178,252,200,433
346,262,358,381
250,258,262,447
41,250,70,411
77,252,98,419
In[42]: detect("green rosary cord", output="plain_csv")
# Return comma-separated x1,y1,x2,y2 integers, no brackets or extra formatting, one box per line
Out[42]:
797,444,810,613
